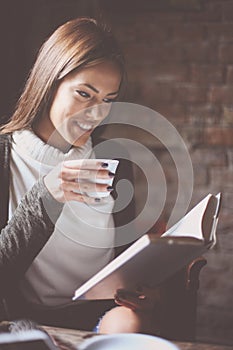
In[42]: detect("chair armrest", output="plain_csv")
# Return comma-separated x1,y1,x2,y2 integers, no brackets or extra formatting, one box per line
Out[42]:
157,256,207,342
186,256,207,291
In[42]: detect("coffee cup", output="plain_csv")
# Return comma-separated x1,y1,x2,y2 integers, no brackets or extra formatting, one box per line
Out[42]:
87,159,119,198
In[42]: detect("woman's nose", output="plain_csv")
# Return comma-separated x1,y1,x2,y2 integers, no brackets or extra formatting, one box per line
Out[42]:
85,103,111,121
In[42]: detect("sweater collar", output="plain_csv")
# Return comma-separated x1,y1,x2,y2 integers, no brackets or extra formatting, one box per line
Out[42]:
12,129,93,166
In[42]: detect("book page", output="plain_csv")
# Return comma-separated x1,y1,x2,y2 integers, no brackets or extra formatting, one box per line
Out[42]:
162,194,214,241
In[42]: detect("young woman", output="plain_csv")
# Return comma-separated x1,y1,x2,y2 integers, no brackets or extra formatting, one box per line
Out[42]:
0,17,158,333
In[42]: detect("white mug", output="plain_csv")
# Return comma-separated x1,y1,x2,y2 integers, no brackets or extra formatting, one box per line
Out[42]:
70,159,119,198
87,159,119,198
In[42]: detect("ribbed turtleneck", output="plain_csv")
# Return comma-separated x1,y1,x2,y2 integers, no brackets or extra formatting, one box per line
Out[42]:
9,129,115,306
12,129,93,166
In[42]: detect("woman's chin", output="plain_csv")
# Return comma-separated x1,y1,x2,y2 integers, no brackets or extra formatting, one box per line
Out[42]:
70,130,93,147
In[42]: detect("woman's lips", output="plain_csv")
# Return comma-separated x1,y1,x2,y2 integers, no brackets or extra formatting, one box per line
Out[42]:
73,120,94,131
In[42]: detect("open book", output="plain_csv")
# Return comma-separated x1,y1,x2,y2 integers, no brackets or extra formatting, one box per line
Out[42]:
73,193,221,300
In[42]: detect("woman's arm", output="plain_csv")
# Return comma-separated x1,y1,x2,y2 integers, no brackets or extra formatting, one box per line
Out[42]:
0,179,64,289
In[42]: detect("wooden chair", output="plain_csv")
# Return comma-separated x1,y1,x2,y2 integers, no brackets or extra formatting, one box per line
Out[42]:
158,256,207,342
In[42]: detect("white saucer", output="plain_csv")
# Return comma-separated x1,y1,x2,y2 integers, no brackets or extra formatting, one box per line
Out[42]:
78,333,179,350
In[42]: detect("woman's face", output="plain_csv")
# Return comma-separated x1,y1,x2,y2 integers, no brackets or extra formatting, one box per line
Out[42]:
36,60,122,150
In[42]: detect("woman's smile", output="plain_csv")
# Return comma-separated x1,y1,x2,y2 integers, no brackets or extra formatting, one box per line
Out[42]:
76,121,93,131
71,118,95,132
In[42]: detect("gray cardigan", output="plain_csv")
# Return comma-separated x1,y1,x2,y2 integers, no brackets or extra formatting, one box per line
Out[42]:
0,179,63,290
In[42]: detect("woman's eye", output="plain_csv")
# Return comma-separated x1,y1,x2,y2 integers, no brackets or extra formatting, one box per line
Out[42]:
103,98,116,103
76,90,91,99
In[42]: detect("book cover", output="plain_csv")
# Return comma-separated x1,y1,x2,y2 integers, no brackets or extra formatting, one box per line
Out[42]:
73,193,221,300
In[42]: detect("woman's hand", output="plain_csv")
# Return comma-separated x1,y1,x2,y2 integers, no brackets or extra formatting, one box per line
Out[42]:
98,287,162,334
114,287,161,312
44,159,114,203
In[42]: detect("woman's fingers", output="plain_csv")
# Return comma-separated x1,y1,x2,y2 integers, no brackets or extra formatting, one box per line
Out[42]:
136,286,161,302
62,191,104,204
61,167,113,181
63,159,109,170
60,180,113,194
44,160,115,203
114,289,153,311
114,288,161,311
62,159,115,182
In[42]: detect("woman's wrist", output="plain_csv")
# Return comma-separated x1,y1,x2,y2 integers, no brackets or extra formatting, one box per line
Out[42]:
38,177,64,223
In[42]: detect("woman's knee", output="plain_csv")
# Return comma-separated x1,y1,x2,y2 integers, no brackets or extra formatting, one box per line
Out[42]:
98,306,147,334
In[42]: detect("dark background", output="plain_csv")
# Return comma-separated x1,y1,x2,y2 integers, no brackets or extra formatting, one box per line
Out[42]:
0,0,233,345
0,0,98,121
0,0,205,120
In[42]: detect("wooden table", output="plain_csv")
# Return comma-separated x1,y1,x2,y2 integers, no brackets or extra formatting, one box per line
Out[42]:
43,326,233,350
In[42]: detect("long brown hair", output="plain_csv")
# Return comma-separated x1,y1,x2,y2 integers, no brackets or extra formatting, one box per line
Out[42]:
1,17,124,134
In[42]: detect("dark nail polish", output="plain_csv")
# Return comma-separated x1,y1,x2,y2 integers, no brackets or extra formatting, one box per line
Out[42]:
101,162,109,168
108,172,115,177
95,198,101,202
107,186,113,191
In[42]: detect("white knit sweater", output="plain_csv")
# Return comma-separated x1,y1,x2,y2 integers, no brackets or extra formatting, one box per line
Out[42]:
9,130,115,306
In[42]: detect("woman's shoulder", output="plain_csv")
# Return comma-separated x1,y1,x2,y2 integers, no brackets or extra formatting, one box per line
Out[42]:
0,133,12,159
0,132,12,140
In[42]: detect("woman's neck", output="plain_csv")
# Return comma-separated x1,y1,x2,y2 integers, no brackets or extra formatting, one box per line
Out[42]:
33,114,72,153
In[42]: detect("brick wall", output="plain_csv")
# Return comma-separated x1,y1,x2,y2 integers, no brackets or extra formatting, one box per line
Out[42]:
102,0,233,345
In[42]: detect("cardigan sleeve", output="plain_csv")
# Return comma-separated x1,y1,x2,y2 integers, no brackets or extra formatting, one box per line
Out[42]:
0,178,64,288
